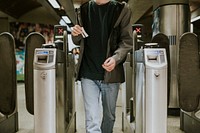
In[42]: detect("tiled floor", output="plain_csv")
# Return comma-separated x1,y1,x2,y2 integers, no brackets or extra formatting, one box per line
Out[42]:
16,82,185,133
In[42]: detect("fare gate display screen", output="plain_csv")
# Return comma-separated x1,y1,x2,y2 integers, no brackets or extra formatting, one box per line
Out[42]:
54,25,67,42
144,48,167,68
132,24,143,39
36,50,55,64
146,50,165,63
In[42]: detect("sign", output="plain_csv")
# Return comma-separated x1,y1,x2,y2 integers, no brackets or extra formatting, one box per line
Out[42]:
54,25,67,41
132,24,144,39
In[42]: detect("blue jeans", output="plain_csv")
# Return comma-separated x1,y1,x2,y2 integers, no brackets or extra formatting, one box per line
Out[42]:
81,78,120,133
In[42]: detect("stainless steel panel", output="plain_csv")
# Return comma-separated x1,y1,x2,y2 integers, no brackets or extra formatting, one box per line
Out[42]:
135,63,145,133
144,48,168,133
66,54,76,123
34,69,56,133
34,49,66,133
56,63,65,133
153,0,189,11
145,68,167,133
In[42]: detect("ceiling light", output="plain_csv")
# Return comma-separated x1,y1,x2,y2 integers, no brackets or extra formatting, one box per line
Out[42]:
62,16,71,24
48,0,60,8
59,19,67,25
191,16,200,23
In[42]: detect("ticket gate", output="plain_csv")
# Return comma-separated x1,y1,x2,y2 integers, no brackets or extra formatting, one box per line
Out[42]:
132,47,168,133
25,25,76,133
123,31,169,133
0,32,18,133
124,40,168,133
178,32,200,133
34,47,66,133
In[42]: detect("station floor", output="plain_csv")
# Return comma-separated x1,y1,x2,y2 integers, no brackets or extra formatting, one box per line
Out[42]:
16,82,184,133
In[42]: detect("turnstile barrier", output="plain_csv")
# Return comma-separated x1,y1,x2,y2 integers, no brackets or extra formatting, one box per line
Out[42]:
178,32,200,133
0,32,18,133
0,32,16,115
25,32,45,115
179,32,200,112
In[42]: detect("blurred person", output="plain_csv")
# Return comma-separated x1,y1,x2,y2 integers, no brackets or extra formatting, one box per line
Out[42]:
34,23,42,33
71,0,133,133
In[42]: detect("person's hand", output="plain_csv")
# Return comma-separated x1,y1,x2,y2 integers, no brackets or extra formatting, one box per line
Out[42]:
71,25,83,36
102,57,116,72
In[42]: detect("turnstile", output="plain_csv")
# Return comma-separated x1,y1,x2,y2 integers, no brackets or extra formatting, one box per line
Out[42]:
144,48,167,133
134,47,167,133
123,45,168,133
30,26,76,133
34,48,66,133
0,32,18,133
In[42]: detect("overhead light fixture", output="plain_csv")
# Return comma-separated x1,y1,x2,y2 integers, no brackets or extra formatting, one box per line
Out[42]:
62,16,71,24
48,0,60,8
59,19,67,25
191,16,200,23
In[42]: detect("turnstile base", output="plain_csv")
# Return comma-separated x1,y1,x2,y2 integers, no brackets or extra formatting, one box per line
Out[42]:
0,112,18,133
180,110,200,133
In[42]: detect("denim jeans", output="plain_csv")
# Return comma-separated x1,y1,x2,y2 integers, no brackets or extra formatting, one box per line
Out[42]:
81,78,120,133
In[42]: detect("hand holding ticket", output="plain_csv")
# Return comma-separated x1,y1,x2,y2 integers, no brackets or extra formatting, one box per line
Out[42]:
71,25,89,38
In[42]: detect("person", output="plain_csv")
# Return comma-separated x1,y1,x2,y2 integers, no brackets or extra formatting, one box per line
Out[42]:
71,0,133,132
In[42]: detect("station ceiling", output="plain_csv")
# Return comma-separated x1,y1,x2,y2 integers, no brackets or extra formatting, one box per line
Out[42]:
0,0,199,25
71,0,200,23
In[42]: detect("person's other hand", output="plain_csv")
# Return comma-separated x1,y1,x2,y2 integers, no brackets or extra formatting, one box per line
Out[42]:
71,25,83,36
102,57,116,72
